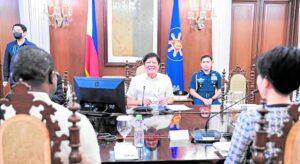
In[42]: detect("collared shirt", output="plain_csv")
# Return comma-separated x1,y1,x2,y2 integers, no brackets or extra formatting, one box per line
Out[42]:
225,104,289,164
127,73,174,103
189,70,222,105
3,39,36,83
1,92,101,164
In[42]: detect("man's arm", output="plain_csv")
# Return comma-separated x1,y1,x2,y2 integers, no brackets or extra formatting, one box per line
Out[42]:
3,45,11,86
225,112,253,163
190,88,207,104
51,74,65,105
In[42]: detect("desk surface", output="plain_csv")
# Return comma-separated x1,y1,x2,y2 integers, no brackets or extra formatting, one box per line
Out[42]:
99,105,231,163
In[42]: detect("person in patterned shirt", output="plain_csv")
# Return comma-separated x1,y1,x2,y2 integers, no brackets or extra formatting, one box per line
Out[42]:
225,46,300,163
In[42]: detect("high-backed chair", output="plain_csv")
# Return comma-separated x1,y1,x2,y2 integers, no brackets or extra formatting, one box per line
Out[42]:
124,60,166,90
227,65,248,104
0,80,81,164
253,101,300,163
285,120,300,163
223,64,256,104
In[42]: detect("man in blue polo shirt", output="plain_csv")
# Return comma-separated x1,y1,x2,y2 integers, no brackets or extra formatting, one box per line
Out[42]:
3,23,36,87
189,55,222,105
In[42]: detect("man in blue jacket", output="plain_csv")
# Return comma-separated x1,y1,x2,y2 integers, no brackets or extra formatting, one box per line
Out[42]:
3,23,36,87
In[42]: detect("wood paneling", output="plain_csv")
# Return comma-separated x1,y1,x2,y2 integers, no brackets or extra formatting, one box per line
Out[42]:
0,0,20,96
231,0,298,78
230,2,258,76
260,2,290,54
50,0,88,82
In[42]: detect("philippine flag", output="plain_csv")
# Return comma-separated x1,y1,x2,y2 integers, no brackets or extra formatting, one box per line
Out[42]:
85,0,99,77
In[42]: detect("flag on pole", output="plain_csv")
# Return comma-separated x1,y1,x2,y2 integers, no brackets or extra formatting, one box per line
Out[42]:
166,0,184,91
85,0,99,77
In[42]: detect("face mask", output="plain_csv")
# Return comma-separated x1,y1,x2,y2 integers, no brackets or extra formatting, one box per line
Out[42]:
13,32,22,40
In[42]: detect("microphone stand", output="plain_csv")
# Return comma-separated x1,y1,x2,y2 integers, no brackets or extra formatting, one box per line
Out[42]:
133,86,153,112
204,89,258,131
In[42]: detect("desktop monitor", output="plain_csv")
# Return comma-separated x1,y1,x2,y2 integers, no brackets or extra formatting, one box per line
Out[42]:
74,77,126,113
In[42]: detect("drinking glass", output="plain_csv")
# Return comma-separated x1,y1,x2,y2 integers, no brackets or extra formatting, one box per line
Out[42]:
116,115,132,142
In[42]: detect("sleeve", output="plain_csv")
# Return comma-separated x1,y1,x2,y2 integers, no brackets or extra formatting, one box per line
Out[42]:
3,44,11,81
189,72,197,89
126,77,137,99
216,72,222,90
51,74,65,105
79,114,101,164
225,112,253,163
165,75,174,98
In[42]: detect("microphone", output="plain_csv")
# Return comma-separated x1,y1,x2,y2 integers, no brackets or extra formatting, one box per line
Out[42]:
133,86,153,112
142,86,145,106
191,89,258,142
204,89,259,131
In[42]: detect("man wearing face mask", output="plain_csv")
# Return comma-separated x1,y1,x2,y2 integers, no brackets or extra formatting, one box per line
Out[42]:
3,23,36,87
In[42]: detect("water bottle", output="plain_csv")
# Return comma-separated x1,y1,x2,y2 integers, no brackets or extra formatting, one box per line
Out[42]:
134,114,144,147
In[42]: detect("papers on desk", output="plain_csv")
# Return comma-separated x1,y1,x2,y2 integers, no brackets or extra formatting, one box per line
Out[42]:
167,105,192,111
213,142,231,157
169,130,190,147
114,142,138,160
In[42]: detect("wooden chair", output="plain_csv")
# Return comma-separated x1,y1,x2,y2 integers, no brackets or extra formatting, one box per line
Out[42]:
223,64,256,104
62,70,72,107
253,100,300,163
0,80,81,164
124,60,166,90
285,120,300,163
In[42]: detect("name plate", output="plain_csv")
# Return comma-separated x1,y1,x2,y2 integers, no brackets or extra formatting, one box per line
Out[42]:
169,130,189,141
114,142,138,160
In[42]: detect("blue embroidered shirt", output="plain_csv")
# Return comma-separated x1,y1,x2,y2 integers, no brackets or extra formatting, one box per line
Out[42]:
225,104,290,163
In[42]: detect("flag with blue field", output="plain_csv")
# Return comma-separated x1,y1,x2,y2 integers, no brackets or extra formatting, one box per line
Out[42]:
166,0,184,91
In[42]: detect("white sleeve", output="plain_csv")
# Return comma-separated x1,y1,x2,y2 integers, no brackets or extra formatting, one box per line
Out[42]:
79,114,101,164
126,76,137,99
165,75,174,98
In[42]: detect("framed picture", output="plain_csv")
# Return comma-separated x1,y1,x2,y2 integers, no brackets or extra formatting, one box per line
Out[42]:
104,0,159,66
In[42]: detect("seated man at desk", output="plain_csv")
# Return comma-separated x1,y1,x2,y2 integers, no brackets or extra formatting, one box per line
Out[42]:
225,46,300,163
189,55,222,105
127,52,174,106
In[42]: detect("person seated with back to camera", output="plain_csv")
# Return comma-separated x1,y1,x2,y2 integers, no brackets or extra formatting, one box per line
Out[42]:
225,46,300,163
189,55,222,106
126,52,174,107
5,47,101,163
51,72,65,105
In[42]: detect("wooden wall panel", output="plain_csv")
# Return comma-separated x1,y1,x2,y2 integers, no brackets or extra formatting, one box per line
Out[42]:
0,0,20,96
260,2,290,54
50,0,88,82
230,2,257,77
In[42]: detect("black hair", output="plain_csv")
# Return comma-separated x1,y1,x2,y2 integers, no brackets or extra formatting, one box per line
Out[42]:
142,52,161,64
12,47,54,87
201,55,212,61
12,23,27,32
256,46,300,95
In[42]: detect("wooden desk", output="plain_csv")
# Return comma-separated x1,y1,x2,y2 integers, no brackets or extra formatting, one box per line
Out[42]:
173,98,193,106
99,105,231,163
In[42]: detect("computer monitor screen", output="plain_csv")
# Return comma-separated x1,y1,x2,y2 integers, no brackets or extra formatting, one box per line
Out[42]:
74,77,126,113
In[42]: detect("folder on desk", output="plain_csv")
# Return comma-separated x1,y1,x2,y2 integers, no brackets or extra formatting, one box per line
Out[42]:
167,105,192,111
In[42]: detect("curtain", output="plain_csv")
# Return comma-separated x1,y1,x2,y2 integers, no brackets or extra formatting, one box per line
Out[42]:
18,0,50,52
211,0,232,75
